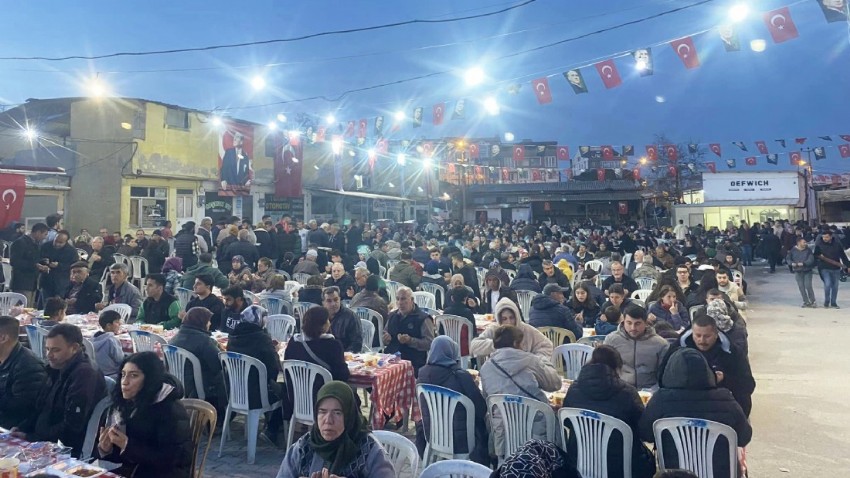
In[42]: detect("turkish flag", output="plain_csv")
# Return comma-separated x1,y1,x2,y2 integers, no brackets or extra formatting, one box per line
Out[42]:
316,126,326,143
448,163,456,175
632,168,641,180
706,162,717,173
595,60,622,89
433,103,445,126
344,121,355,138
501,168,510,181
665,144,678,162
358,119,367,138
367,149,377,172
839,144,850,158
745,156,757,166
469,143,480,159
376,138,388,154
755,141,768,154
795,137,807,144
764,7,799,43
557,145,570,160
789,151,803,165
668,165,677,177
840,135,850,142
422,142,434,157
618,202,628,215
275,139,303,198
601,146,614,160
646,145,658,161
597,169,606,181
563,169,573,180
670,37,700,69
709,143,722,157
512,145,525,162
532,169,542,181
0,174,25,228
531,77,553,104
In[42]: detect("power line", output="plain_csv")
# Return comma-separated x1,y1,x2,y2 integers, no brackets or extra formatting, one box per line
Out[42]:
0,0,537,61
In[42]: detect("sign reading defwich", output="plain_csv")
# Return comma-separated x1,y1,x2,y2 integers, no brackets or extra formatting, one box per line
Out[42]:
702,172,801,201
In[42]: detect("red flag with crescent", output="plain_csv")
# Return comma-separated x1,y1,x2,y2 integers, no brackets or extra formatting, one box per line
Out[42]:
601,146,614,160
709,143,722,157
0,174,25,228
595,60,622,89
755,141,768,154
839,144,850,158
632,168,641,180
840,135,850,142
557,146,570,160
532,169,542,181
358,119,367,138
469,143,480,159
789,151,803,165
376,138,388,154
665,144,678,162
448,163,456,175
646,145,658,161
531,77,553,104
668,165,677,176
597,169,606,181
764,7,799,43
367,149,377,172
501,168,510,181
745,156,757,166
512,145,525,162
422,142,434,157
433,103,445,126
316,127,326,143
344,121,355,138
706,162,717,173
670,36,701,69
275,137,303,198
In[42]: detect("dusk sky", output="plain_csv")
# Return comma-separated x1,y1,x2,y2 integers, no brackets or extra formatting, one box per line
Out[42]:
2,0,848,176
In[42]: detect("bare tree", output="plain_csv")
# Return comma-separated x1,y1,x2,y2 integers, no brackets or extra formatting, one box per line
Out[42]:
644,133,707,203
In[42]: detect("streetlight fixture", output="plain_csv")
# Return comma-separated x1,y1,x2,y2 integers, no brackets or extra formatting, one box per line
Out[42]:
276,113,287,123
750,39,767,52
728,3,750,23
394,110,406,121
504,132,515,142
397,153,407,166
465,66,485,86
326,114,336,124
267,121,278,131
483,97,500,115
331,137,343,155
250,75,266,91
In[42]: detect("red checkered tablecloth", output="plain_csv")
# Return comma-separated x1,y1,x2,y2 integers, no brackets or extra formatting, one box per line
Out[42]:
348,360,421,429
0,435,121,477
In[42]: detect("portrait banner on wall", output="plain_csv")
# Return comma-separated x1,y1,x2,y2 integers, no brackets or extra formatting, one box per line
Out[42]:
218,121,255,197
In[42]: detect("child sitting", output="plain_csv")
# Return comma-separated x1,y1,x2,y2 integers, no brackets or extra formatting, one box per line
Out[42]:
90,310,125,379
39,297,67,328
595,306,620,336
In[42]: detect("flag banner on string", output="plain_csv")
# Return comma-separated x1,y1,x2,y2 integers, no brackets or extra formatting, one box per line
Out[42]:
664,144,678,162
432,103,445,126
775,139,787,148
532,77,553,104
557,146,570,160
732,141,747,151
718,24,741,51
595,60,622,89
766,153,779,164
745,156,757,166
814,147,826,160
789,151,803,165
755,141,769,154
646,145,658,161
633,48,653,76
838,144,850,158
412,107,423,128
764,7,799,43
622,145,634,156
726,159,737,169
688,144,698,154
710,143,722,157
817,0,850,22
563,69,589,94
706,162,717,173
451,99,466,120
671,36,701,69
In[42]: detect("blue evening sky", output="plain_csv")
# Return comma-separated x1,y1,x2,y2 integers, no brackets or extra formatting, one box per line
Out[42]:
2,0,848,175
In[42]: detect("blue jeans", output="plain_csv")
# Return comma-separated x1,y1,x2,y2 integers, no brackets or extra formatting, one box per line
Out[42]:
819,269,841,306
741,244,753,266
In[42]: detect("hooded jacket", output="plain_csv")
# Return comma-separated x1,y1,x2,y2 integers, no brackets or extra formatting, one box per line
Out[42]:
471,298,553,361
603,323,668,389
180,261,229,290
509,264,542,293
639,349,752,478
98,376,193,478
528,294,583,340
91,331,125,379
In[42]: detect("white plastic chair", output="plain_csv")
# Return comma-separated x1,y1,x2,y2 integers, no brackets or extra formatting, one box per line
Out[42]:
732,270,743,288
635,277,657,291
274,270,292,281
129,330,168,353
585,260,604,273
79,396,112,461
386,260,400,275
373,430,420,478
419,459,493,478
283,280,302,295
353,307,384,352
631,289,653,301
102,303,132,322
83,338,97,370
384,280,402,306
515,290,536,322
631,298,645,309
259,296,285,315
218,351,283,464
505,269,516,281
475,266,487,292
283,360,333,448
434,314,473,369
622,253,633,271
292,272,311,285
174,286,193,311
419,282,446,309
129,255,149,288
360,319,376,353
689,306,703,322
412,290,437,310
559,408,633,478
553,343,594,380
0,292,27,315
653,417,739,478
265,314,297,343
0,263,10,291
25,325,49,361
538,326,577,347
162,344,206,400
243,290,259,304
416,384,476,466
487,394,558,463
292,302,320,325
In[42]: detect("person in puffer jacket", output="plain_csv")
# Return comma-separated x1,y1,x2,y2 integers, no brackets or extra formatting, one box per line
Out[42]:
509,264,542,293
528,283,583,341
602,305,668,389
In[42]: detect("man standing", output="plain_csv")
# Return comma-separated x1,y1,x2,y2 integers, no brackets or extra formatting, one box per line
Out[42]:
10,223,49,306
603,306,668,389
44,213,63,244
450,252,480,300
39,231,78,303
673,219,689,243
382,287,435,376
173,222,200,270
0,316,47,429
814,229,850,308
345,220,362,257
787,237,817,307
96,263,142,321
197,217,213,252
760,228,782,274
63,262,102,315
322,286,362,353
306,220,328,248
13,324,106,456
137,273,181,330
716,269,746,312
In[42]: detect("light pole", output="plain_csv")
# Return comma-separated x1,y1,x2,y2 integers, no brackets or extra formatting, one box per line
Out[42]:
799,148,817,225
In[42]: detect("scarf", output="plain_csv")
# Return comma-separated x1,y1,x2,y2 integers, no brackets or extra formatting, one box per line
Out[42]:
706,299,734,332
426,335,460,368
308,381,370,474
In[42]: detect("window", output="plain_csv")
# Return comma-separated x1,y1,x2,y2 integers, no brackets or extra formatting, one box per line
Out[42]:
176,189,194,220
165,108,189,129
132,108,146,140
265,136,277,157
129,187,168,228
543,155,557,168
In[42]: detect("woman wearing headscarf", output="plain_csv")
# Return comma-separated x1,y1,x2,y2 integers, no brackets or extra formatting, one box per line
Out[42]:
161,257,183,296
415,336,489,466
227,255,253,290
277,381,395,478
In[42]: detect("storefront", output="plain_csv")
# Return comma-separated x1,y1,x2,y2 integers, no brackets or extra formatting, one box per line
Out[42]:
674,171,805,229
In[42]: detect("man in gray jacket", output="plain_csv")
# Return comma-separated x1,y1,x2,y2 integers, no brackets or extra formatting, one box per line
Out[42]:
603,305,668,389
389,251,421,290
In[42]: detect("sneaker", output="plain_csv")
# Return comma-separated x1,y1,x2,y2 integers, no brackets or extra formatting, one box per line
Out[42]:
809,302,817,308
825,303,830,308
830,304,840,309
801,303,808,308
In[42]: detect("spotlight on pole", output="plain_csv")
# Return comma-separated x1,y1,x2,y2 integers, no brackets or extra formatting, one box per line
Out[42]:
87,77,108,98
423,156,432,168
331,137,343,155
22,127,38,141
483,97,500,115
276,113,287,123
394,110,406,121
326,114,336,124
728,3,749,23
504,132,515,142
267,121,278,131
251,75,266,91
211,115,223,127
465,66,485,86
397,153,406,165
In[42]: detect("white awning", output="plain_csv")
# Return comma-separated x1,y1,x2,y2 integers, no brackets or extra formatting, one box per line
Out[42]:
679,199,801,207
309,188,412,202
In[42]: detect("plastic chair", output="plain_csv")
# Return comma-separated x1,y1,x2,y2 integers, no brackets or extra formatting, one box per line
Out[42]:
487,394,558,463
635,277,657,291
163,345,206,400
386,260,400,274
553,343,594,380
259,296,285,315
653,417,739,478
292,302,320,326
25,325,50,361
274,270,292,281
419,282,446,309
732,270,743,288
360,319,376,353
129,255,149,288
689,306,703,322
384,280,402,306
283,280,302,295
379,265,388,279
537,326,577,348
631,298,645,309
175,287,193,311
180,398,218,478
577,335,606,346
265,314,297,343
353,307,384,352
475,266,487,291
515,290,536,322
102,303,132,322
129,330,168,353
559,408,633,478
243,290,259,304
622,253,633,271
373,430,420,478
412,290,436,310
292,272,311,285
419,459,493,478
416,384,476,466
83,338,98,371
434,314,473,369
282,360,332,449
0,292,27,315
631,289,653,301
420,307,441,318
218,351,283,464
585,260,604,273
505,269,516,281
79,395,112,461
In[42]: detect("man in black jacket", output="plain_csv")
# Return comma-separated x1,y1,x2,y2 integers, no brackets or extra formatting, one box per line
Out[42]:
39,231,79,304
322,286,362,353
64,262,103,315
173,222,199,270
13,324,107,457
529,284,583,340
0,316,47,429
10,223,50,306
481,269,517,314
537,259,571,294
